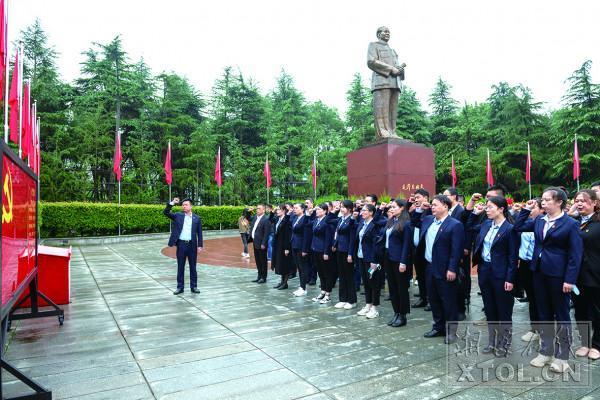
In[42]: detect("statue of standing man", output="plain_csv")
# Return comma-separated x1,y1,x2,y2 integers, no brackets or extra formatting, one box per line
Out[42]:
367,26,406,138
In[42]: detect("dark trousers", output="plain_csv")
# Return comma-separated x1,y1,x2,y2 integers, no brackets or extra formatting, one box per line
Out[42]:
479,263,514,347
313,252,333,292
307,253,317,283
457,251,471,313
426,265,458,334
240,233,249,254
574,286,600,351
533,271,572,360
292,248,310,290
414,256,427,302
336,251,357,304
354,258,362,289
176,241,198,289
359,259,383,306
253,247,268,280
519,259,540,332
384,253,410,315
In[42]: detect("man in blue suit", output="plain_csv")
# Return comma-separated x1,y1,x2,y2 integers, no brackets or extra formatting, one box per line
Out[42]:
415,195,465,344
164,197,203,295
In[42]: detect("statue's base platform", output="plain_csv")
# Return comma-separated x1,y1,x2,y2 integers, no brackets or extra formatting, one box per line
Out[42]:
347,138,436,199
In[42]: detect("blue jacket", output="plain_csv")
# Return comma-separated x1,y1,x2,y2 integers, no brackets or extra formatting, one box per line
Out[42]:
311,217,333,255
381,220,412,264
290,215,312,253
468,214,518,283
513,209,583,284
414,214,465,279
332,215,356,254
164,202,203,248
354,216,386,263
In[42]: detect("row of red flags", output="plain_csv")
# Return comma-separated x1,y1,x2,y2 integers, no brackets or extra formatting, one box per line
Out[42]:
450,139,581,188
1,0,41,175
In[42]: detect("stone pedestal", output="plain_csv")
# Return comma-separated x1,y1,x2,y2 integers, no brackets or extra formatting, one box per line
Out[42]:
347,138,435,199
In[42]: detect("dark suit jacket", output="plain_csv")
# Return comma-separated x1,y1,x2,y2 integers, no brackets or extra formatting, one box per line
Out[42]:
249,214,272,250
164,203,203,248
290,215,312,252
577,216,600,287
468,214,518,283
354,217,386,263
408,208,432,264
450,204,465,220
332,216,356,254
311,217,333,255
513,209,583,284
382,221,412,264
416,215,465,279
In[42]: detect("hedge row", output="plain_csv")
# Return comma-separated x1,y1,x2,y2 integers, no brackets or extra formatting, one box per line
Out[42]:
40,202,246,238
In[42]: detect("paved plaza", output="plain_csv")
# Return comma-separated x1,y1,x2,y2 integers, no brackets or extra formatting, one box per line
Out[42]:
3,235,600,399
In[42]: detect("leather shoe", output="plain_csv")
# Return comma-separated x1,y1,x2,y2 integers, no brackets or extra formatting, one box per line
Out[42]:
191,288,200,294
257,278,266,284
482,345,495,354
273,281,283,289
444,334,458,344
388,313,399,326
277,283,288,290
173,289,184,295
392,314,407,327
412,299,427,308
424,329,444,338
424,305,432,312
251,278,260,283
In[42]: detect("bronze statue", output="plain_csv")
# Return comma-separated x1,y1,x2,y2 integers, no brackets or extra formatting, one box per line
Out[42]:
367,26,406,138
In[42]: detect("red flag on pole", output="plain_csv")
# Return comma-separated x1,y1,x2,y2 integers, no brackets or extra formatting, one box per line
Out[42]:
263,154,271,188
311,155,317,190
164,141,172,185
8,49,18,143
113,132,121,182
214,146,222,187
525,142,532,184
0,0,6,97
573,136,580,181
451,155,458,187
486,148,494,186
22,81,31,159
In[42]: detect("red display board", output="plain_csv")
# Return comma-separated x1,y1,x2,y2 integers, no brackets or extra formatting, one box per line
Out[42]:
1,149,37,308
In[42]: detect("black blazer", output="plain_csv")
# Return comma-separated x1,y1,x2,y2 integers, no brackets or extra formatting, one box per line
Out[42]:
249,214,272,250
577,215,600,288
332,216,356,254
164,203,203,248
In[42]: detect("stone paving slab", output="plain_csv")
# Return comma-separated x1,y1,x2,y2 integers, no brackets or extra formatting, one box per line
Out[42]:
3,238,599,399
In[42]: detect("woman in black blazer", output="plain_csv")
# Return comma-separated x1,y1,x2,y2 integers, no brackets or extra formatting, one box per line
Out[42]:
573,190,600,361
271,204,292,290
468,196,518,355
355,204,385,319
332,200,358,309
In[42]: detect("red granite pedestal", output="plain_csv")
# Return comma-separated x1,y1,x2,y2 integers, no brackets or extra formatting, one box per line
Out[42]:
347,138,436,199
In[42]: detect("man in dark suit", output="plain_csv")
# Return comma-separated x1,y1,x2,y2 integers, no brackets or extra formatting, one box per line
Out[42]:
164,197,203,295
409,189,431,309
249,204,272,283
415,195,465,344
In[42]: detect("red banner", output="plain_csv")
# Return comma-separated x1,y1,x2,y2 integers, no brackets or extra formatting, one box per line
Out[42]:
2,152,37,306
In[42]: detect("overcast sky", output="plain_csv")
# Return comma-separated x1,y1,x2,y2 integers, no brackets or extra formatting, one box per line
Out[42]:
9,0,600,115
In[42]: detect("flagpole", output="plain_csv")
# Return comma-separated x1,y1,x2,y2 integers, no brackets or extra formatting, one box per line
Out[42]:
527,142,532,199
266,153,270,205
3,1,8,143
218,146,222,206
313,154,317,201
17,41,22,157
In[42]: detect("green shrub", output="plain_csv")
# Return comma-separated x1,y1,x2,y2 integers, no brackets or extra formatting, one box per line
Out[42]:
40,202,246,238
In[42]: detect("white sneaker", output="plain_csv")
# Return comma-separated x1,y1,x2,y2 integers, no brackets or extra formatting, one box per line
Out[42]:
530,354,553,368
293,288,306,297
521,331,540,342
344,303,357,310
319,295,331,304
366,307,380,319
312,291,326,302
357,305,371,316
242,253,250,258
550,359,571,373
334,302,347,309
575,346,590,357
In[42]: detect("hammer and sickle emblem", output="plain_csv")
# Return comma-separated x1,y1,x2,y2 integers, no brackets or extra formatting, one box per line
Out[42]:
2,169,13,224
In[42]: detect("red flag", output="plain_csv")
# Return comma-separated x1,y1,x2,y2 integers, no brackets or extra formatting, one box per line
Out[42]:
22,81,31,159
8,49,18,143
263,155,271,188
573,136,580,181
525,142,532,184
164,141,172,185
214,147,222,187
0,0,7,96
311,155,317,190
486,149,494,186
113,132,121,182
451,155,458,187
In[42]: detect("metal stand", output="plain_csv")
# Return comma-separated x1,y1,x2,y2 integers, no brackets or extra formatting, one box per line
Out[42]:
8,279,64,329
1,357,52,399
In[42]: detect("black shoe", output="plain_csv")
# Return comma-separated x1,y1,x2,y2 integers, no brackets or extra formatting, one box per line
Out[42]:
251,278,260,283
457,312,466,321
482,345,495,354
277,283,288,290
424,329,444,338
308,280,317,286
392,314,407,327
173,289,184,295
257,278,266,284
273,281,283,289
517,297,529,303
424,305,432,312
191,288,200,294
414,293,421,298
384,295,391,301
412,299,427,308
444,334,458,344
388,313,399,326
